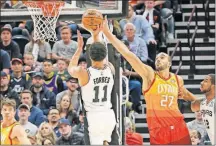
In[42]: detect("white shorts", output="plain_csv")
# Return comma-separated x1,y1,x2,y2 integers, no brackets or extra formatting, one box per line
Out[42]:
86,109,116,145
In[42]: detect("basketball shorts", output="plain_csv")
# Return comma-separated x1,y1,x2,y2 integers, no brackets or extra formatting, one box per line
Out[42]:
86,109,116,145
149,120,191,145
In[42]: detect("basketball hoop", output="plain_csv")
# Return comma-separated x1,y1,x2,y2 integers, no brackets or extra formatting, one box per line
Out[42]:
24,1,65,42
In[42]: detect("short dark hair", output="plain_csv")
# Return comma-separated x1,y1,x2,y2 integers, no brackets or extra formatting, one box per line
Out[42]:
208,74,215,85
48,107,60,115
43,59,53,64
20,89,33,99
89,42,107,62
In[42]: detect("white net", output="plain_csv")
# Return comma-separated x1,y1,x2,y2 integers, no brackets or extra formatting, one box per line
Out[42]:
24,2,64,42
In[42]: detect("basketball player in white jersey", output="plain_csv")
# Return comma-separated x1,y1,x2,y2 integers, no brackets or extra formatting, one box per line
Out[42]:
191,74,215,145
68,30,116,145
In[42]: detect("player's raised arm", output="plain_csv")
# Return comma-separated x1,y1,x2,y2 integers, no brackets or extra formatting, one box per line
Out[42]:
102,17,154,80
68,30,87,79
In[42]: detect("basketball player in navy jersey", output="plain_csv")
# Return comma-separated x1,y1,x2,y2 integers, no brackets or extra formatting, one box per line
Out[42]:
68,29,116,145
191,74,215,145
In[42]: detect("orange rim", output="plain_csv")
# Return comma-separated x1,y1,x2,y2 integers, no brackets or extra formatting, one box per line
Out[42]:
24,1,65,17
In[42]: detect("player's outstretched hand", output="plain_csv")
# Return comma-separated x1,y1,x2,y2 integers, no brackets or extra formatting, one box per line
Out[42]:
102,15,110,34
77,30,84,50
92,24,102,37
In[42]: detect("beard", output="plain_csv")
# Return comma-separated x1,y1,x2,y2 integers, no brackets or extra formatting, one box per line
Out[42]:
201,86,212,93
0,84,7,91
156,63,168,71
34,84,42,88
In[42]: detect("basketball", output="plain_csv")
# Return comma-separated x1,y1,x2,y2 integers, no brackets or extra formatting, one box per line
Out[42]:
82,9,103,31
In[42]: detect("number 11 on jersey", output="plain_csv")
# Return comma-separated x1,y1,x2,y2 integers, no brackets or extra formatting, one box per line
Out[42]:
92,85,108,103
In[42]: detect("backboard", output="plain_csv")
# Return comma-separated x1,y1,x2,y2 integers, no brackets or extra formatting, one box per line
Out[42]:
1,0,128,22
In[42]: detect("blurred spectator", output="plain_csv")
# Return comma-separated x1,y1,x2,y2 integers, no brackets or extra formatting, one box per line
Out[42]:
56,76,80,113
125,117,143,145
1,1,12,8
143,1,162,41
18,23,26,29
187,111,209,145
30,72,56,115
43,59,64,95
18,89,45,127
189,130,201,145
134,1,175,39
10,58,32,94
72,111,84,134
47,108,61,137
18,104,38,141
0,24,21,58
56,118,85,145
156,0,178,14
78,56,87,69
77,0,86,8
112,19,123,40
57,92,79,125
0,49,11,74
154,1,175,39
24,31,51,62
0,71,20,107
120,4,156,45
52,26,78,62
123,23,148,62
23,53,42,73
36,122,57,145
120,4,157,61
55,59,70,82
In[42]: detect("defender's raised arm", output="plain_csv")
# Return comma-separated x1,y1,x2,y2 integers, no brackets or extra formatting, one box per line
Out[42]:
102,17,154,82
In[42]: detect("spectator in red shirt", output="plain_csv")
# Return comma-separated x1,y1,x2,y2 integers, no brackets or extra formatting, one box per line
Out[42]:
125,117,143,145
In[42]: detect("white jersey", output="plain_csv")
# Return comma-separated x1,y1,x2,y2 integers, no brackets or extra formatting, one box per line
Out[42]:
200,98,215,145
81,65,114,112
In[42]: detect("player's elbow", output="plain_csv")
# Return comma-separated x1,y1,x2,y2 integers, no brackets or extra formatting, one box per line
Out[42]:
68,67,79,78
